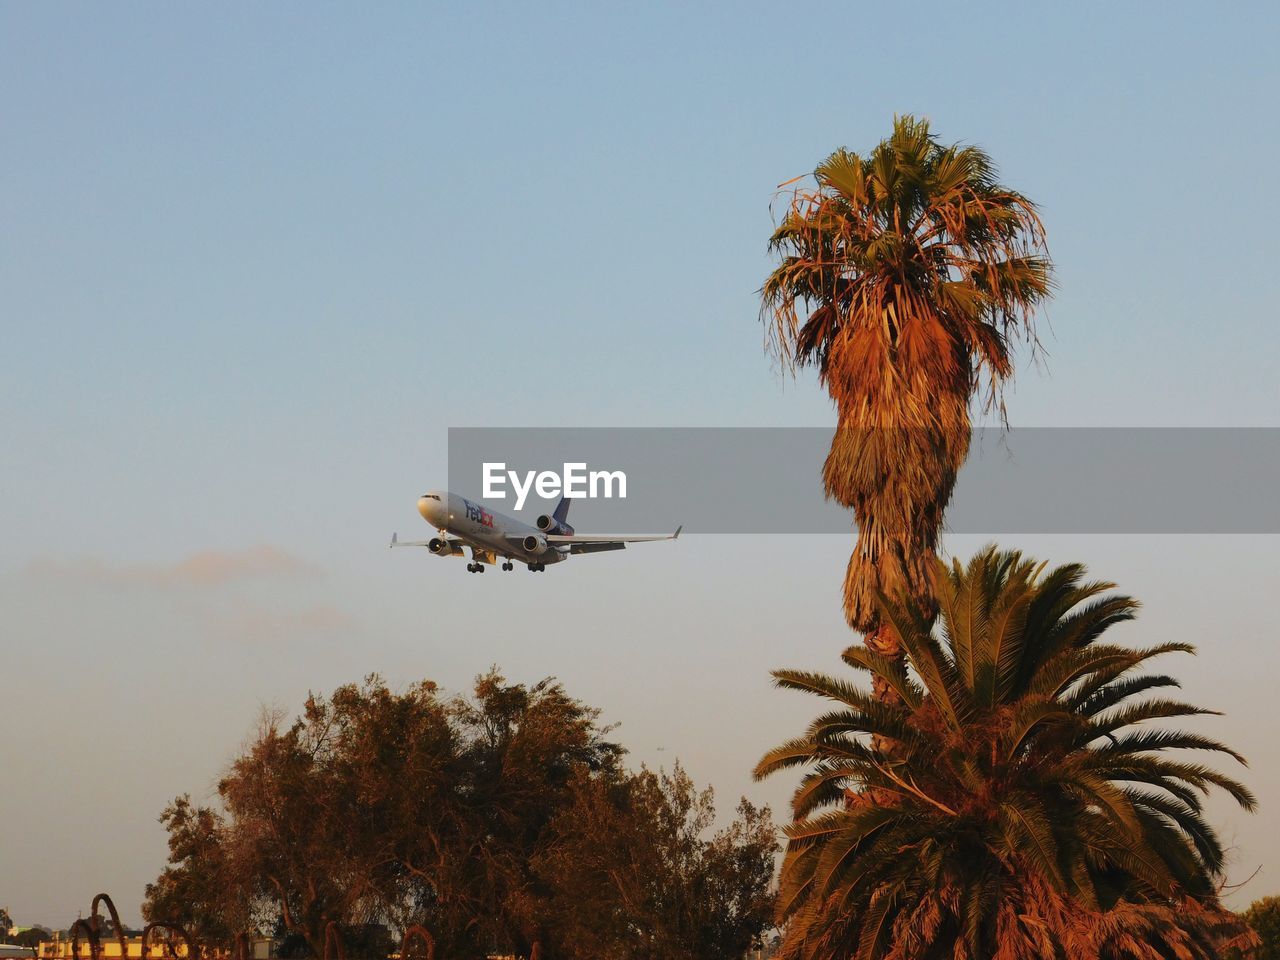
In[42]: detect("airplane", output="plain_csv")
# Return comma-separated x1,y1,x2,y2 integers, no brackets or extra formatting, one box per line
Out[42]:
391,490,681,572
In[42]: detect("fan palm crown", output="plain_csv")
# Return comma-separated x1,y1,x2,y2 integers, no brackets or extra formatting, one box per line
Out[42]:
762,116,1052,634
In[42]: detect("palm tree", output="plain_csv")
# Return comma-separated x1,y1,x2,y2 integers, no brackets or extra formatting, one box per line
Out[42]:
761,116,1052,689
755,547,1256,960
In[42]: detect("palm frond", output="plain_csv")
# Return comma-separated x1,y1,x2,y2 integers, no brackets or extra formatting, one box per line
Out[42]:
759,545,1253,958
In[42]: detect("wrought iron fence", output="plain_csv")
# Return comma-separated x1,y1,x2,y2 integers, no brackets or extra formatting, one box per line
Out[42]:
55,896,439,960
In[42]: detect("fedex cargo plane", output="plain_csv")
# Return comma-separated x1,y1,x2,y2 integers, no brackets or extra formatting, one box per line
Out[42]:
391,491,680,572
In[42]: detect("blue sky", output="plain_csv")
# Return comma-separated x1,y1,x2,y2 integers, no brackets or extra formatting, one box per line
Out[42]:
2,2,1278,925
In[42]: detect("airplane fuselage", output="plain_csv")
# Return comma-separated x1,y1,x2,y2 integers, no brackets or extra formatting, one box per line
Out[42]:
417,491,567,566
398,490,678,573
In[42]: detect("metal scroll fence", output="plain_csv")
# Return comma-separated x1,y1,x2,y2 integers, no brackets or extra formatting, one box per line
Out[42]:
56,895,438,960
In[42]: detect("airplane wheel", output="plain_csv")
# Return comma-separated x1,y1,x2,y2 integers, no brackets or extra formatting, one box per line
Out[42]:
467,563,476,573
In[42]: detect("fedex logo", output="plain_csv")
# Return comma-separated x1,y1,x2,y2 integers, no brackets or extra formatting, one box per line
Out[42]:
462,499,494,528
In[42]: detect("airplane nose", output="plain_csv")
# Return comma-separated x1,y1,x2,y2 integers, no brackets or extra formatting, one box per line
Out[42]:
418,496,440,524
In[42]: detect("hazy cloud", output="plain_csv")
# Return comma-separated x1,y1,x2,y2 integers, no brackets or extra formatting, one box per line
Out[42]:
23,546,318,588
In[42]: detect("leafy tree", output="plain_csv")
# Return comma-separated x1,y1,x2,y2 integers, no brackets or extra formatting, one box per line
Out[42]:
146,669,770,960
1237,896,1280,960
761,116,1052,703
756,547,1255,960
215,677,462,956
12,929,49,949
446,671,625,956
0,909,12,936
532,763,777,960
146,676,468,954
143,795,245,944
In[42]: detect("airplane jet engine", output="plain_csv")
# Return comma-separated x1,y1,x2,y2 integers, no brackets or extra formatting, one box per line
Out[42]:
522,534,550,554
429,537,458,556
535,514,575,536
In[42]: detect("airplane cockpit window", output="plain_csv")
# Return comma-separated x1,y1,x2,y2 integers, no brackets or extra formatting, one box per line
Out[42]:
421,493,442,500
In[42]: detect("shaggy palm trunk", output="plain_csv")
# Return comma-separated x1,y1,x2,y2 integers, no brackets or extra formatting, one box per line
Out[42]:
827,418,963,755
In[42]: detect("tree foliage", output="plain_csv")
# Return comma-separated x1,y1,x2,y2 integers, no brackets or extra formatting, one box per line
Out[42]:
761,116,1052,650
533,764,776,960
144,670,775,959
756,546,1255,960
12,929,49,948
1236,896,1280,960
144,795,248,944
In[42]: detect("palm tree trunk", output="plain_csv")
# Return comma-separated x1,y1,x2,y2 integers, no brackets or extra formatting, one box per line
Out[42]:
862,624,904,764
863,625,901,704
846,623,906,808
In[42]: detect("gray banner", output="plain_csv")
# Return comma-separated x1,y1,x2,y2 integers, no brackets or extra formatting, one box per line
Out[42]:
446,428,1280,534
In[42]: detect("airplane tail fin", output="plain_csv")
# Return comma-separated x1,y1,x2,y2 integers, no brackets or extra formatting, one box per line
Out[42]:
552,495,572,524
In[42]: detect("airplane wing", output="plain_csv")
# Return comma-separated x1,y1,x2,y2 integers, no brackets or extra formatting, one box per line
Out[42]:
565,541,626,555
389,532,465,554
546,525,683,550
390,532,438,547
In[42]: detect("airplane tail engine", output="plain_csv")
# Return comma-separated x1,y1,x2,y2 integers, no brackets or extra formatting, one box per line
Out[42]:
523,534,550,555
536,514,575,536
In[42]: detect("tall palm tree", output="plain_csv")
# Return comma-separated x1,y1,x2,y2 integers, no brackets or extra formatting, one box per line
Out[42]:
761,116,1052,688
755,547,1256,960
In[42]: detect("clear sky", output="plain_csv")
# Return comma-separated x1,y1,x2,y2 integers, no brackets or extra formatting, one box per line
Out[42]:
2,1,1278,926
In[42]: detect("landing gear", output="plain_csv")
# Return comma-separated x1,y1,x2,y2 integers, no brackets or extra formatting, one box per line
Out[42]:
526,562,546,572
467,563,486,573
502,561,514,571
